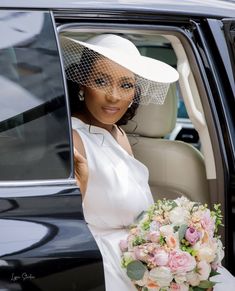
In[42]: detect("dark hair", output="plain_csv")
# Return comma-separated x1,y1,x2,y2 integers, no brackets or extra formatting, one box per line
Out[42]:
66,48,140,125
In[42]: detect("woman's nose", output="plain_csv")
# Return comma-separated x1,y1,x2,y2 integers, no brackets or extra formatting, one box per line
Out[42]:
106,86,121,102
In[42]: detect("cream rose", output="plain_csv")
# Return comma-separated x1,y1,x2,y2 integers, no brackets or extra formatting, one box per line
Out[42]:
174,273,187,284
197,260,211,281
213,239,225,264
149,266,173,287
169,207,189,225
193,242,216,263
160,225,174,236
135,270,149,286
186,271,200,286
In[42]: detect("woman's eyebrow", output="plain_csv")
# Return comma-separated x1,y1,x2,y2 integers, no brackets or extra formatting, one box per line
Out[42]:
120,76,135,82
94,72,111,79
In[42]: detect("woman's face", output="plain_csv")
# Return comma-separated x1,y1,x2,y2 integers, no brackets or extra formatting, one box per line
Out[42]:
82,58,135,129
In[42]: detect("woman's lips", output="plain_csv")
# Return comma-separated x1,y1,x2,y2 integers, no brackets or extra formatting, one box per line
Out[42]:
102,106,120,114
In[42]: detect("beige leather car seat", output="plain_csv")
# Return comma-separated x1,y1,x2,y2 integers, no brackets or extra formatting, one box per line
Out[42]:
122,84,210,204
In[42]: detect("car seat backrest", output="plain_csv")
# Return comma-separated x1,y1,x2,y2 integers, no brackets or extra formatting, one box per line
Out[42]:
122,84,210,204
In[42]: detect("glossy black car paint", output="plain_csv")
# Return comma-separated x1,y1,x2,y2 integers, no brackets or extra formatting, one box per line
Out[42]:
0,1,235,290
0,184,105,291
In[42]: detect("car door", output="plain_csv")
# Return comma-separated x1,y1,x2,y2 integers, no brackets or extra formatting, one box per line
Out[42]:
54,6,235,277
189,17,235,273
0,10,104,291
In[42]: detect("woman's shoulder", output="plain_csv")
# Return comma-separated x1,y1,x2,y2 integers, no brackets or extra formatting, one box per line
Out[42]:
71,116,85,129
72,127,86,158
115,125,133,156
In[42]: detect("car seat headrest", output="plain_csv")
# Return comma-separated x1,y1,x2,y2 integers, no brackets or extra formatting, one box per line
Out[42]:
122,83,178,138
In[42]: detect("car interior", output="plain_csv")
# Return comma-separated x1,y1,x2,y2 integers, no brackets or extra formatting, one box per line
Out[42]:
59,27,221,208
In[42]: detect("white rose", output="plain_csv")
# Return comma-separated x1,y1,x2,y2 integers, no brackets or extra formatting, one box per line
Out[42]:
160,225,174,237
214,239,225,263
197,246,216,263
149,266,173,287
169,207,189,225
174,196,190,207
174,273,187,284
197,261,211,281
135,270,149,286
186,271,200,286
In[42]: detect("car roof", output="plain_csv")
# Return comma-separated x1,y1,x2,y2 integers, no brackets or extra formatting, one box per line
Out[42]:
0,0,235,18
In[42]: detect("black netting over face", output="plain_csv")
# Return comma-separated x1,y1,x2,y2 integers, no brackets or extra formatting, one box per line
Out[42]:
61,36,170,105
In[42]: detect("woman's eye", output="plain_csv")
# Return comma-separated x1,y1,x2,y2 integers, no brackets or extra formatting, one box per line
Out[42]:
121,82,134,89
94,78,108,87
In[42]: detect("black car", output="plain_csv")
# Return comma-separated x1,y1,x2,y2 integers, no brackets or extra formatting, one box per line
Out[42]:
0,1,234,290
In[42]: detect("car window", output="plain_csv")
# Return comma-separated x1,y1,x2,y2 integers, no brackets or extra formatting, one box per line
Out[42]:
0,11,71,181
138,43,189,119
137,41,200,148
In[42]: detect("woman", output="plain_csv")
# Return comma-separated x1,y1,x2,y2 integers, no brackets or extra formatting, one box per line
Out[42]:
61,34,235,290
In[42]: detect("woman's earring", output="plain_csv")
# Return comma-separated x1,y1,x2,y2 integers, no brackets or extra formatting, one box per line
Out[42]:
78,90,84,101
128,101,133,108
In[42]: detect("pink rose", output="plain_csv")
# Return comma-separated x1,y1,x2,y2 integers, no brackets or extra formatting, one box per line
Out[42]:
151,249,169,266
170,282,181,290
134,246,149,262
168,250,196,273
185,227,200,245
211,262,219,271
201,210,215,237
119,239,128,252
170,282,188,291
146,231,160,243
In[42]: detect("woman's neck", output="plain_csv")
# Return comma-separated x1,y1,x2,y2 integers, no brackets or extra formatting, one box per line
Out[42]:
74,113,114,133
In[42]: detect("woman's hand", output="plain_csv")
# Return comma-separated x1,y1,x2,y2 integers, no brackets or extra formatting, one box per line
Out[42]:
74,147,88,195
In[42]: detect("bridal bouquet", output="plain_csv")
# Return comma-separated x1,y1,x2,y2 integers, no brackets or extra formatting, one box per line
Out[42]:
119,197,224,291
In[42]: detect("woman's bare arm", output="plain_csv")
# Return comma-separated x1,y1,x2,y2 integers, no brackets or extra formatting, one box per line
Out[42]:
73,130,88,196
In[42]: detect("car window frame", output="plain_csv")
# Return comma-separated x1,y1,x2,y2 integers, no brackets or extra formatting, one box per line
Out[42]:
0,9,76,188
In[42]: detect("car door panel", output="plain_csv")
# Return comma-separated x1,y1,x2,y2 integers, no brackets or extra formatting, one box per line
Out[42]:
0,10,104,291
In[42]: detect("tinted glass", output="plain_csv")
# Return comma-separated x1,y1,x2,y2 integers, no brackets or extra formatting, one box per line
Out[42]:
138,44,188,119
0,11,71,180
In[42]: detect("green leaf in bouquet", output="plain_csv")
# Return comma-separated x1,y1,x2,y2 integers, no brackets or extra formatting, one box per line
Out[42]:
192,287,205,291
198,280,216,288
211,203,224,233
126,260,147,280
210,269,220,277
141,220,151,231
159,235,166,246
173,225,180,232
168,200,178,210
132,236,146,246
178,224,188,242
190,202,200,214
135,210,147,223
121,254,135,268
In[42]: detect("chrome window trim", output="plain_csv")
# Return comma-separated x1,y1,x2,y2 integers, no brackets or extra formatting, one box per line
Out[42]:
51,10,75,176
0,178,77,188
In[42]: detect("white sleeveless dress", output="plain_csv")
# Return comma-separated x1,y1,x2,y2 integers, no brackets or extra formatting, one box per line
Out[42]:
72,117,235,291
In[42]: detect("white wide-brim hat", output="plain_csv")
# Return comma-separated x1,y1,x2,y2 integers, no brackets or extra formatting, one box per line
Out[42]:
60,34,179,105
